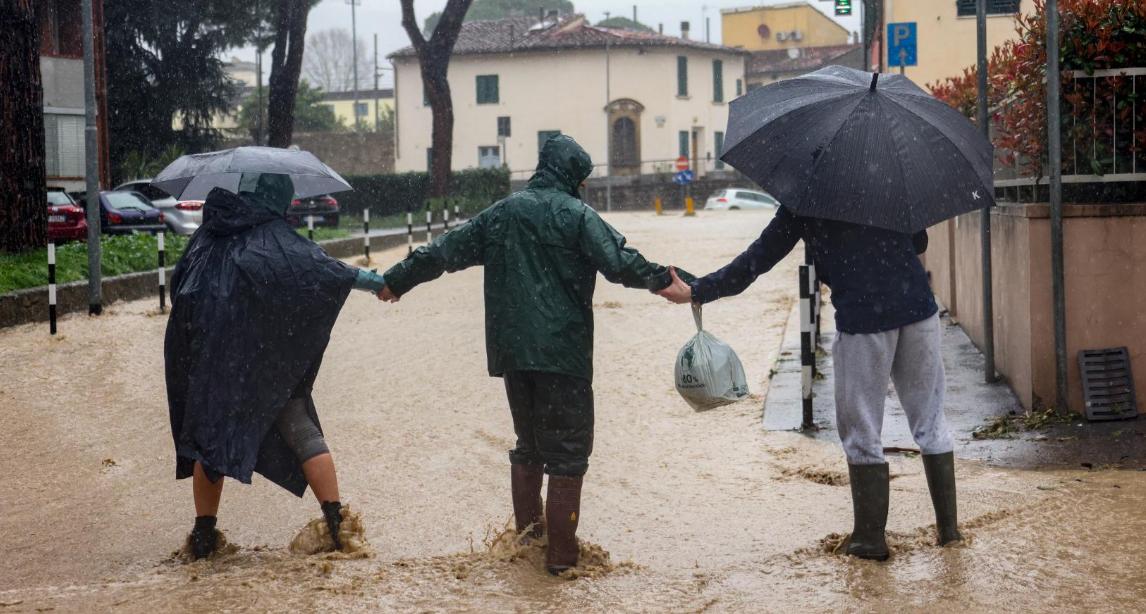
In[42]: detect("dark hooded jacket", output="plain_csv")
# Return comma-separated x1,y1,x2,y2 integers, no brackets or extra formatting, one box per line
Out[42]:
383,135,675,381
164,179,357,496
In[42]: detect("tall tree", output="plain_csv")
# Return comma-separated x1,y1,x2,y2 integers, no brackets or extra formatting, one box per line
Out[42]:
401,0,474,197
0,0,47,252
304,28,371,93
266,0,311,148
239,80,342,139
423,0,573,35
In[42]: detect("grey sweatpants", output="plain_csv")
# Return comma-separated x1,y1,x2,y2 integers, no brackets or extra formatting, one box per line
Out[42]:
833,313,953,465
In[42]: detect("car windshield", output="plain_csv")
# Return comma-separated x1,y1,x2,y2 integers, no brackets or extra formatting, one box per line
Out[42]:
46,192,73,206
104,192,152,211
124,183,171,201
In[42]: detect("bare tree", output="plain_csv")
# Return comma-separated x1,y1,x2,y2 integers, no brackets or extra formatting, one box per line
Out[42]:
0,0,47,252
304,28,370,93
400,0,474,198
267,0,310,148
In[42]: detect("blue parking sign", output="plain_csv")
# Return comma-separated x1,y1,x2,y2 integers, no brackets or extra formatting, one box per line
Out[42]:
887,22,917,67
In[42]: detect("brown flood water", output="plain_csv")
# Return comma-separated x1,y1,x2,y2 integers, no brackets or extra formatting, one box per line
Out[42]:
1,211,1144,612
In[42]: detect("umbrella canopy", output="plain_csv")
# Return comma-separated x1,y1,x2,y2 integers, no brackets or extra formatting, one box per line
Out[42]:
152,146,352,201
720,65,994,233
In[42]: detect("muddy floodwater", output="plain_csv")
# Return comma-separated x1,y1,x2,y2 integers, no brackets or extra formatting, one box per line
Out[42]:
2,211,1145,612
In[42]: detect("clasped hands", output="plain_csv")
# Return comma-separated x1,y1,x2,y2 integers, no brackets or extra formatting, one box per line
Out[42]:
655,266,694,304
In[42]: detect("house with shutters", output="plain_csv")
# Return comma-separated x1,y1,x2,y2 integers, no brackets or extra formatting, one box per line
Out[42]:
389,14,747,179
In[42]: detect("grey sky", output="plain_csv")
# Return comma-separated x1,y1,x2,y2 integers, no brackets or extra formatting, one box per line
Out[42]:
230,0,862,89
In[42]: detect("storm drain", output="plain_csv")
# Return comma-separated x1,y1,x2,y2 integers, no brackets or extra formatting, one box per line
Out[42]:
1078,347,1138,421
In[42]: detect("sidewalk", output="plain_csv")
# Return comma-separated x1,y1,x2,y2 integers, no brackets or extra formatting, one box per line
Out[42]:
763,299,1146,469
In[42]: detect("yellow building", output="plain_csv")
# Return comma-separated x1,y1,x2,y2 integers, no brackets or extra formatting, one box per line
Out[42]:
721,2,851,51
318,89,395,131
881,0,1035,87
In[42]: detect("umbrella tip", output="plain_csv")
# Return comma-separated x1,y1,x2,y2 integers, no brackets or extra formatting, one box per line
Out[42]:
870,73,879,91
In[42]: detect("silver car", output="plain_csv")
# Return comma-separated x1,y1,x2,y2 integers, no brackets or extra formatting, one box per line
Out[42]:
114,179,203,235
704,188,780,210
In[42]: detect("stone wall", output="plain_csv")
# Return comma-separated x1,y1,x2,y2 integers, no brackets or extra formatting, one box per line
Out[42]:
223,131,394,176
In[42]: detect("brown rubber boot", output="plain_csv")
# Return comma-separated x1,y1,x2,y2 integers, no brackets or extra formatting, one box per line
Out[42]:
545,474,583,575
511,464,545,539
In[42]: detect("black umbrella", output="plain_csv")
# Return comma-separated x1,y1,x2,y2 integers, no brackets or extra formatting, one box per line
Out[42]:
720,65,994,233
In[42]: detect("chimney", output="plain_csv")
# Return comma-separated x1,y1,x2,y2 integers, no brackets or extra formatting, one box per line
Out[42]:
633,5,637,23
658,23,663,34
681,21,690,40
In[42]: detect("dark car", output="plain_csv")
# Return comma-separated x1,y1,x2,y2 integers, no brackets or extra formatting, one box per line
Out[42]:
286,194,340,228
98,191,167,235
47,189,88,242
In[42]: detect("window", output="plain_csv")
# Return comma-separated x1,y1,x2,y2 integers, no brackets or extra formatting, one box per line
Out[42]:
497,116,511,137
426,148,433,171
476,75,499,104
676,56,688,97
714,131,725,169
712,59,724,103
956,0,1020,16
678,131,689,158
43,113,84,178
538,130,561,152
736,79,743,97
354,102,369,117
478,146,501,168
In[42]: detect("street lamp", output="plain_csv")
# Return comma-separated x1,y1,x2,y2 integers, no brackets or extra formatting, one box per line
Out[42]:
348,0,362,131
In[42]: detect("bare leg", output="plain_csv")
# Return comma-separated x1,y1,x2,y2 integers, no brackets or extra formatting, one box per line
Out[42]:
302,452,340,503
192,461,224,516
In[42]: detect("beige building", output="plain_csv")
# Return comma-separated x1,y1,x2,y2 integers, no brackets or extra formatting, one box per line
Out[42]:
318,89,394,131
721,3,851,52
390,15,748,178
880,0,1035,86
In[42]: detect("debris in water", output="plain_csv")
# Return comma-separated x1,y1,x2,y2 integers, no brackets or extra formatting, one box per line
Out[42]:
289,504,372,559
778,466,848,486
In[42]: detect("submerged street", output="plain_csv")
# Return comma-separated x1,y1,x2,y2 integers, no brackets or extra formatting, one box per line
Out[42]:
2,210,1145,612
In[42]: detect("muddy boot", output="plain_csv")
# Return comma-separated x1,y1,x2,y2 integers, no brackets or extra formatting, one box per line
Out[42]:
321,501,343,551
545,474,583,575
846,463,890,561
511,464,545,539
189,515,219,560
922,452,963,546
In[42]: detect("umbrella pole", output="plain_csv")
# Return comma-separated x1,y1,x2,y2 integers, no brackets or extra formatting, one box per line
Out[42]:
977,0,997,384
1046,0,1068,412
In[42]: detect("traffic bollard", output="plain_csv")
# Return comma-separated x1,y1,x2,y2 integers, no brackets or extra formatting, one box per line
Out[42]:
307,215,315,241
363,208,371,263
425,205,432,245
48,241,57,335
158,232,166,313
406,206,414,255
684,196,696,217
655,196,663,216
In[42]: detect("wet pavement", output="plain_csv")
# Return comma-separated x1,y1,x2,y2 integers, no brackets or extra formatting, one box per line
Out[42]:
2,210,1145,612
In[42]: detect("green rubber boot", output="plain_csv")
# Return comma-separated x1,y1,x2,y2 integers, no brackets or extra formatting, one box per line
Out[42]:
846,463,890,561
922,452,963,546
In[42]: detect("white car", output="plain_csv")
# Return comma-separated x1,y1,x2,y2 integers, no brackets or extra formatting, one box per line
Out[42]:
114,179,203,235
704,188,780,210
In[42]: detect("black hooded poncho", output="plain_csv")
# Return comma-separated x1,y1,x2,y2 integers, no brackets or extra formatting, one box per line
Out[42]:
164,182,357,496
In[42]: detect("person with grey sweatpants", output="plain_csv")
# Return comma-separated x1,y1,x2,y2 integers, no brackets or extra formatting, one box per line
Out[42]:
656,205,962,560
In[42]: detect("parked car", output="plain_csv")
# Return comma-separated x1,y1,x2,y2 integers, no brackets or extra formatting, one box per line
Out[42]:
47,189,88,242
114,179,202,235
704,188,780,211
286,194,340,228
98,191,166,235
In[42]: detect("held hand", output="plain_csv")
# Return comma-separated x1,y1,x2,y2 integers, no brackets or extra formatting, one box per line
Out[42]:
655,266,694,304
378,286,399,303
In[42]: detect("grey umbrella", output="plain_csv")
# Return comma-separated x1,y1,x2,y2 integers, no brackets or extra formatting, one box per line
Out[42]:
720,65,994,233
152,146,352,201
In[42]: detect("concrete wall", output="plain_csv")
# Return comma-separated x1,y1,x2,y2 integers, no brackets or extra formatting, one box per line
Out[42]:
40,56,84,110
224,131,395,176
923,203,1146,414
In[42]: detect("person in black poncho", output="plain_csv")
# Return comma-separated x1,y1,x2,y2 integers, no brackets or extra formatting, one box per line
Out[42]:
164,173,386,559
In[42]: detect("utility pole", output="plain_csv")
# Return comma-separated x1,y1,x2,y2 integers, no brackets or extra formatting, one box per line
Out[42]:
82,0,102,315
255,0,264,145
604,30,612,212
976,0,996,384
1046,0,1068,411
373,33,380,131
348,0,361,131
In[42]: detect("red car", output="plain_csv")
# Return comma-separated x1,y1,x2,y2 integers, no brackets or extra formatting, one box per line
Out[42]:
47,189,88,242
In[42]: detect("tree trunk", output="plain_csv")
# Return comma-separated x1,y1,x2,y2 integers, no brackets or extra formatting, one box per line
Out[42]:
267,0,309,148
0,0,48,252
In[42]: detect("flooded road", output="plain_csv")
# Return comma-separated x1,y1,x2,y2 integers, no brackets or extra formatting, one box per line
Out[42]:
2,211,1144,612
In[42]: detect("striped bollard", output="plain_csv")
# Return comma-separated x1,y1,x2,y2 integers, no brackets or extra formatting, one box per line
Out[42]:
444,203,451,230
307,215,315,241
454,203,461,224
158,232,166,313
363,208,371,262
425,207,432,245
406,206,414,255
799,264,815,431
813,266,822,349
48,242,57,335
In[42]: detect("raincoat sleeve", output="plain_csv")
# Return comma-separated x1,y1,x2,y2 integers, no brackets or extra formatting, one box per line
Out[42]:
577,206,673,291
381,210,487,297
691,206,802,304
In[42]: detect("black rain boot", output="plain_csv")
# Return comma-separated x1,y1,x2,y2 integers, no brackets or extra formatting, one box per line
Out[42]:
511,464,545,540
545,475,583,575
922,452,963,546
189,515,219,560
321,501,343,551
846,463,890,561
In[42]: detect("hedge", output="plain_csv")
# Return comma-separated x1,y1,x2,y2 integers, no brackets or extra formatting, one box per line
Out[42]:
336,167,511,219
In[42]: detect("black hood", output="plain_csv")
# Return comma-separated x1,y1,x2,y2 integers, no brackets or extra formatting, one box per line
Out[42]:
202,187,281,236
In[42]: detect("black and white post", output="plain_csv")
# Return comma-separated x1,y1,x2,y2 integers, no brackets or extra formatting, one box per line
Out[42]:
425,206,432,245
363,208,371,262
48,242,57,335
454,203,461,224
444,201,451,230
157,232,166,312
306,215,315,241
406,206,414,255
799,264,815,430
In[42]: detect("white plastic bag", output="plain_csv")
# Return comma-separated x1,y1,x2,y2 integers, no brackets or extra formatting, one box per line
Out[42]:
674,305,749,411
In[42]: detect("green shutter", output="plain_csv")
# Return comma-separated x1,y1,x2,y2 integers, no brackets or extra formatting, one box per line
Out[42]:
678,131,689,157
714,132,725,169
713,59,723,102
677,56,688,97
476,75,499,104
736,79,743,97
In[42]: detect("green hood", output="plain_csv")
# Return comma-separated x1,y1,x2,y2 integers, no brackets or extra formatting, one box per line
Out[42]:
527,135,593,198
238,172,294,216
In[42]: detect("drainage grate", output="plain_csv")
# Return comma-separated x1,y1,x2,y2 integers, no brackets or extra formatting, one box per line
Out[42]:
1078,347,1138,421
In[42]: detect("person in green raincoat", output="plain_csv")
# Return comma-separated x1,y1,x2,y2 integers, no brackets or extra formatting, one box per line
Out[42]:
380,135,688,575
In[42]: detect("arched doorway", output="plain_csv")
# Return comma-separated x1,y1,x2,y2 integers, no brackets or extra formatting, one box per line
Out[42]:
606,99,643,176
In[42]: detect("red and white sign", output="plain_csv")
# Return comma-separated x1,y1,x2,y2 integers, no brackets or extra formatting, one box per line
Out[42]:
675,156,690,171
